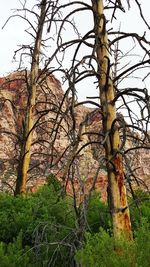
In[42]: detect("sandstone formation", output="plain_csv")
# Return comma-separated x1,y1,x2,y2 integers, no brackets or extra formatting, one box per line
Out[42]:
0,71,149,200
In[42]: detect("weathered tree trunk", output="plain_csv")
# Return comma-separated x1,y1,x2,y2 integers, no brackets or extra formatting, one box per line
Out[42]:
15,0,47,195
92,0,132,240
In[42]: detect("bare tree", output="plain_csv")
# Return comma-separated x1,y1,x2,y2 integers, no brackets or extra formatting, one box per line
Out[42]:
92,0,133,240
1,0,150,246
47,0,150,240
1,0,71,195
14,0,50,195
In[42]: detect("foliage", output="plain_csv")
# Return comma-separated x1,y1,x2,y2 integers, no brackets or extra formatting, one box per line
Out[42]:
129,190,150,230
76,193,150,267
0,185,150,266
76,221,150,267
46,173,62,193
87,192,111,233
134,219,150,267
0,232,33,267
0,184,76,266
0,184,110,266
76,229,135,267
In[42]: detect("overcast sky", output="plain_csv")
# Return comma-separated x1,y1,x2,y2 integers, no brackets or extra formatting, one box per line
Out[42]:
0,1,150,102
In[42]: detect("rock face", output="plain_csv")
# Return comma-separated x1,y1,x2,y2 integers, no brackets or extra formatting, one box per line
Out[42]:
0,71,65,189
0,71,149,199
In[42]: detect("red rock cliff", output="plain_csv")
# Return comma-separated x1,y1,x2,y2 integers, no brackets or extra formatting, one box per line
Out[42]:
0,71,149,199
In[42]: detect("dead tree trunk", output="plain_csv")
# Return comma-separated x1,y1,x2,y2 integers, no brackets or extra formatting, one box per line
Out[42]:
15,0,47,195
92,0,132,240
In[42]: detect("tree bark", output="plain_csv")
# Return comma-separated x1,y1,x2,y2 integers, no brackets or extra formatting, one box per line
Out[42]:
15,0,47,195
92,0,132,240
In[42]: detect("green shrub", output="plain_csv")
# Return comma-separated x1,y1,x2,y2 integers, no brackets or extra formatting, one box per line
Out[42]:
129,190,150,230
87,192,111,233
0,185,76,266
0,232,33,267
76,220,150,267
134,219,150,267
1,185,149,267
76,228,135,267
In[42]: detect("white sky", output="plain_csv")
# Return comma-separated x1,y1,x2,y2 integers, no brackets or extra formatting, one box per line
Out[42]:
0,1,150,104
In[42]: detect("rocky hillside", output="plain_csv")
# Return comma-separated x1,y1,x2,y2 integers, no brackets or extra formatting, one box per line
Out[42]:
0,71,149,199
